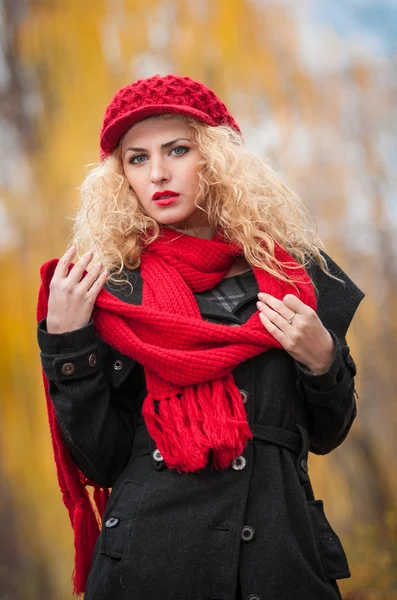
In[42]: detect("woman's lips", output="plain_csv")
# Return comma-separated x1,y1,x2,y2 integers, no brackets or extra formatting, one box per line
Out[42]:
153,195,180,206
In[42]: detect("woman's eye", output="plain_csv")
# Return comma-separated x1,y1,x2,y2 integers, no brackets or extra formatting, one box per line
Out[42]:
170,146,189,156
129,154,147,164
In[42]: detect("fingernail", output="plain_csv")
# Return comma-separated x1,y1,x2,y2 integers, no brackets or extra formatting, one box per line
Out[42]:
258,292,265,299
257,301,263,309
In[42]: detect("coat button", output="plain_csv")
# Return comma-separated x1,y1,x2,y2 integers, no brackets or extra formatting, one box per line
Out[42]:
152,449,164,462
113,359,123,370
241,526,255,542
231,455,246,471
247,595,262,600
104,517,119,528
61,362,75,376
88,353,97,367
300,459,309,473
239,389,248,405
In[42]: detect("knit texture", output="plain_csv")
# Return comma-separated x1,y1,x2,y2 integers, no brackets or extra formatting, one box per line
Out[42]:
37,229,316,594
100,74,241,157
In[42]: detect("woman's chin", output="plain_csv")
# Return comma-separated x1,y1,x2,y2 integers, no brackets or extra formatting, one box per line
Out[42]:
149,212,195,229
144,206,206,230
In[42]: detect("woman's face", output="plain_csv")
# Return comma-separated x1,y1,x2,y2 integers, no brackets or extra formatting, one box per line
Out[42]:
121,116,208,230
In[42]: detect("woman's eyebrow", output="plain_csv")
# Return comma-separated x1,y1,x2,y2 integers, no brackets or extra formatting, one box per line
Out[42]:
124,137,191,156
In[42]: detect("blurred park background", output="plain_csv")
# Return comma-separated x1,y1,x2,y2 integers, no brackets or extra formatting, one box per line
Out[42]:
0,0,396,598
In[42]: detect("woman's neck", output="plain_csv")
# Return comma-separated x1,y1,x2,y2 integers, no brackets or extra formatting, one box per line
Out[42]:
224,255,252,278
167,225,216,240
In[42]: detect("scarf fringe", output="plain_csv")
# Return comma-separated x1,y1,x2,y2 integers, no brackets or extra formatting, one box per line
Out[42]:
71,497,101,596
93,486,110,518
143,374,252,472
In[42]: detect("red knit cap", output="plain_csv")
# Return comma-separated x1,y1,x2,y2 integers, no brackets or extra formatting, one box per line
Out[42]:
100,74,241,158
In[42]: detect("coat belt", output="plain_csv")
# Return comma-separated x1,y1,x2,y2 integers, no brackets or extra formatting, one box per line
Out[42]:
249,424,302,454
131,422,303,459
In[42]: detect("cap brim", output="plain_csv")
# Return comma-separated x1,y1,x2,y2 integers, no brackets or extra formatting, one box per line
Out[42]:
100,104,216,156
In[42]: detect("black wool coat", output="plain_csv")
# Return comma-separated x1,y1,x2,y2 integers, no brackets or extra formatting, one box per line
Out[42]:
38,252,364,600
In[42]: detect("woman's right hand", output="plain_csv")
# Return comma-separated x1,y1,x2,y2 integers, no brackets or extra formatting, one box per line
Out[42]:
46,246,108,334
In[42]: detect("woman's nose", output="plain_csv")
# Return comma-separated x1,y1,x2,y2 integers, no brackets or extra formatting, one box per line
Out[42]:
150,158,170,184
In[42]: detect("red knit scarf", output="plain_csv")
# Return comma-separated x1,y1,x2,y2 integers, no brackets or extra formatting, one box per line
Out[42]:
37,228,316,594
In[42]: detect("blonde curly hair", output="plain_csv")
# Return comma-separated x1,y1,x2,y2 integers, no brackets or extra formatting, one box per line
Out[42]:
73,114,328,285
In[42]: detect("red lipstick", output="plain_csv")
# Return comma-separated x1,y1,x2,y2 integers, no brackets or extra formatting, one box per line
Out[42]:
152,190,180,206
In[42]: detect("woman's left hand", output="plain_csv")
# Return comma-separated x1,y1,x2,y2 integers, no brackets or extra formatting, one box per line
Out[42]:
257,292,335,375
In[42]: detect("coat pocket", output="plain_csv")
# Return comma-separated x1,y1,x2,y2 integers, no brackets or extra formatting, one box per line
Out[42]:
307,499,351,580
100,481,143,560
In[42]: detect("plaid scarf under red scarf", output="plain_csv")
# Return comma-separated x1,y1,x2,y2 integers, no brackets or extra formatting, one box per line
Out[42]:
37,228,316,594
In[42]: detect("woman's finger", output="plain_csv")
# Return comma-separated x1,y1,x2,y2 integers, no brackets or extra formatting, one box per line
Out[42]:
257,301,291,334
87,269,108,297
282,294,309,314
257,292,297,323
79,262,104,291
66,250,94,285
258,311,284,344
53,246,77,279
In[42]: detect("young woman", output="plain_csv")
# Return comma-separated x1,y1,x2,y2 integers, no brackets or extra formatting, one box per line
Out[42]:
37,74,364,600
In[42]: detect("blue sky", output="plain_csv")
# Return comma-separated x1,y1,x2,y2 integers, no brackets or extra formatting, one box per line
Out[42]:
313,0,397,58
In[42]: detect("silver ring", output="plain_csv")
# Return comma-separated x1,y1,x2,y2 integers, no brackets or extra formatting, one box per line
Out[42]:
287,312,296,325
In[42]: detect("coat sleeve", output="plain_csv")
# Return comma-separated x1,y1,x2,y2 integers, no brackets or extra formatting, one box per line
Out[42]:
37,318,146,487
295,251,365,455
